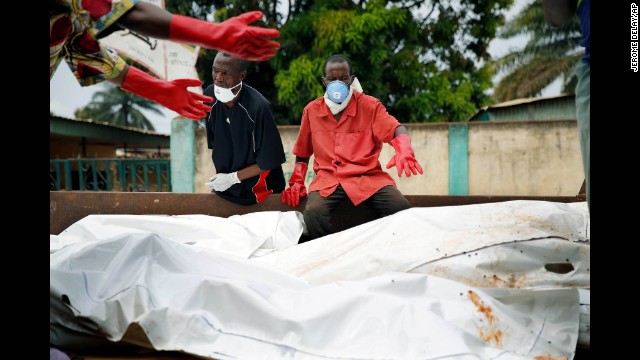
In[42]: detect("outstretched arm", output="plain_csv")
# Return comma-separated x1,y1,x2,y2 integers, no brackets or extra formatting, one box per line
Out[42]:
541,0,578,27
116,2,280,61
115,2,171,39
113,64,213,120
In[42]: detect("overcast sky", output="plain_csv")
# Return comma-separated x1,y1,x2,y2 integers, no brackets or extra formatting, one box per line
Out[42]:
51,0,555,135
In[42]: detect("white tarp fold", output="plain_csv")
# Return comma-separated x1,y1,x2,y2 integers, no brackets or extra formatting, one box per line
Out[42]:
51,211,303,258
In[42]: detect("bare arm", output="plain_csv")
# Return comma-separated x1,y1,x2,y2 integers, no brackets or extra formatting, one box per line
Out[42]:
113,2,280,61
294,157,310,166
116,2,172,39
541,0,577,27
109,64,130,86
237,163,266,181
394,125,408,137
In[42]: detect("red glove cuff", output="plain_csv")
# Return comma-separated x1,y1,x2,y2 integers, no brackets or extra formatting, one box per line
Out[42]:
390,134,412,153
121,67,212,121
121,66,160,91
169,15,218,48
289,162,308,186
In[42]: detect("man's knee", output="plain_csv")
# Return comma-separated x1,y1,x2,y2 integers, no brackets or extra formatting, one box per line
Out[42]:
385,187,411,214
388,198,410,214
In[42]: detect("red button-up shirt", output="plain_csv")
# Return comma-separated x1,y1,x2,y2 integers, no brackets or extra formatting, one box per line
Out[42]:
293,92,400,206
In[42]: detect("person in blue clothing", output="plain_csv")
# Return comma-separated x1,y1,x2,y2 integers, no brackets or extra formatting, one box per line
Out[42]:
203,51,286,205
542,0,590,212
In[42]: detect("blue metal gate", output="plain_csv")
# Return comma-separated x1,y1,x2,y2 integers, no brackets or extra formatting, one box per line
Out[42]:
50,159,171,192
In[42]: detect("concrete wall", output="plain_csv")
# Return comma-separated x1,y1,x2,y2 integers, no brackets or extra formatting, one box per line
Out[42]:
194,127,213,194
170,118,196,193
468,120,582,196
188,120,582,196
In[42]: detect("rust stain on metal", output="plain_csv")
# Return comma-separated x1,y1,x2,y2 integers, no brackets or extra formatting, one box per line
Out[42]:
468,290,503,348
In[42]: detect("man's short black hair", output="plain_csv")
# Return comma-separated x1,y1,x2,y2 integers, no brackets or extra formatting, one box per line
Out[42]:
322,54,352,75
215,51,250,72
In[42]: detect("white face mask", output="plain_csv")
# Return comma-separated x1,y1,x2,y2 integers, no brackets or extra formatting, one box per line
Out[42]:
213,82,242,103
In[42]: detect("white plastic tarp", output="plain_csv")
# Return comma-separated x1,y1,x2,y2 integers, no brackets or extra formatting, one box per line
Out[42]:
254,201,589,286
50,201,589,359
50,211,303,258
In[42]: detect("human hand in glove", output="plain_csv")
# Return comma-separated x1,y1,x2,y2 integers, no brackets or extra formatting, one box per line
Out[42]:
205,172,240,192
385,134,424,177
170,11,280,61
121,67,212,120
281,162,308,207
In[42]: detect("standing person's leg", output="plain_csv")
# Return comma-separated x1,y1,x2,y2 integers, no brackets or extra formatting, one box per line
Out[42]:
575,61,590,212
363,185,411,218
303,186,349,239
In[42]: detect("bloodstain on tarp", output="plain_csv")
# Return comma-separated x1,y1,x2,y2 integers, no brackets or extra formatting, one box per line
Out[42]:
468,290,503,348
533,356,568,360
468,290,495,323
489,273,528,288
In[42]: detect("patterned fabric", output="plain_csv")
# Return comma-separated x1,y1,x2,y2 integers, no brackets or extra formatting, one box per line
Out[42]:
50,0,139,86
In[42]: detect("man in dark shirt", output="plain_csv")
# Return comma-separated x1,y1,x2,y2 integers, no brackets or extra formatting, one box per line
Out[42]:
203,52,286,205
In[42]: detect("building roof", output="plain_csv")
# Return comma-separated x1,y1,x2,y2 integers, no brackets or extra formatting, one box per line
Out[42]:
50,115,170,149
469,94,576,122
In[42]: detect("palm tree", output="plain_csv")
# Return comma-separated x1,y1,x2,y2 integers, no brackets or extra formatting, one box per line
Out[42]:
490,0,582,102
74,83,162,131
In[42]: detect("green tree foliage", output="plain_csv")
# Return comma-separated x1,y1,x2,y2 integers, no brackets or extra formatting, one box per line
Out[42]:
490,0,582,102
167,0,514,123
74,83,161,131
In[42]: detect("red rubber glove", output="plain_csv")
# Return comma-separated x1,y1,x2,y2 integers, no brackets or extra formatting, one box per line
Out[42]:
281,162,308,207
385,134,424,177
121,67,213,120
169,11,280,61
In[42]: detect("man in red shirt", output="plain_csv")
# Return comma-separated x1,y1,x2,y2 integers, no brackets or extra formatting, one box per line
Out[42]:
282,54,423,240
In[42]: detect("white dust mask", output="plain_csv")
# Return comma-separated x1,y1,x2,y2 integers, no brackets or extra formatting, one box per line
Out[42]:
214,82,242,103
